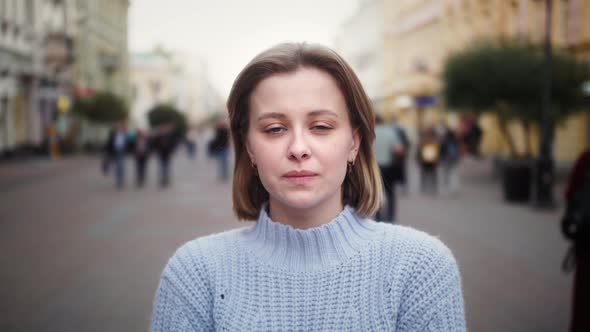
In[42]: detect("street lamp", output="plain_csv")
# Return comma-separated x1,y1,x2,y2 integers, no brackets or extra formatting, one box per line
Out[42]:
99,54,120,91
410,62,438,137
533,0,555,208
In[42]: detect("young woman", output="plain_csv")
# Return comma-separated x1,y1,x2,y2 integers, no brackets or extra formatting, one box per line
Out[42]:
151,43,465,331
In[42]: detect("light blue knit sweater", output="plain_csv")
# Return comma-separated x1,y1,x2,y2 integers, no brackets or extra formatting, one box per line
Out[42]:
151,206,466,331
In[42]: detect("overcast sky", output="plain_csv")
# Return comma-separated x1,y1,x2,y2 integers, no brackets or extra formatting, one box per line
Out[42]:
128,0,360,97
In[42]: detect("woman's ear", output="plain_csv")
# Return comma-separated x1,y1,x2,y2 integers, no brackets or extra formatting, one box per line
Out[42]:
245,136,255,164
349,129,361,161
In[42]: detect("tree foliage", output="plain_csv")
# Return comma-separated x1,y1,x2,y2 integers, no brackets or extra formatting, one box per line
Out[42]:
442,40,590,157
147,104,186,129
71,97,91,117
443,40,589,120
74,92,128,124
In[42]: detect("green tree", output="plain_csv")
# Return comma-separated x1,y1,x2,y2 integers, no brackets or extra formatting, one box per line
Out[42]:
71,97,91,118
443,40,590,158
147,104,186,129
74,92,128,124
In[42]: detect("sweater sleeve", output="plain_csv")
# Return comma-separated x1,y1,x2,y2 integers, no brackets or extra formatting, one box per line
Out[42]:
396,235,466,332
150,242,215,332
151,277,195,332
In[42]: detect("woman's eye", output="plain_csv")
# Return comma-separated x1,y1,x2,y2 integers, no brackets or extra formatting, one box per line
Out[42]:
264,127,285,134
312,124,333,131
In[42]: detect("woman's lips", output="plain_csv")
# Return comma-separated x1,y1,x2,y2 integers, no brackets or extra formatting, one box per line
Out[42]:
282,170,318,184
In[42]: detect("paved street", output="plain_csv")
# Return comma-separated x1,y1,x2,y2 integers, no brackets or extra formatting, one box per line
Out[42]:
0,145,572,332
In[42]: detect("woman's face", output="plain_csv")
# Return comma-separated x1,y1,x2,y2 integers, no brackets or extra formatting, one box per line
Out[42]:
246,67,360,214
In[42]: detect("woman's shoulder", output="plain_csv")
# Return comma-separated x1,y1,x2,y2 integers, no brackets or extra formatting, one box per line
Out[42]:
377,223,458,268
375,224,465,330
161,227,250,279
376,223,462,304
177,226,249,255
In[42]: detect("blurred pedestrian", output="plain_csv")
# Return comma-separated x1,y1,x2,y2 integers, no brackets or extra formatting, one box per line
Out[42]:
153,125,180,188
104,121,129,189
133,129,151,188
47,124,60,160
374,114,402,222
209,120,230,181
440,124,461,196
417,128,441,195
391,115,410,195
433,121,446,142
562,148,590,332
459,115,482,158
150,42,465,332
185,127,198,160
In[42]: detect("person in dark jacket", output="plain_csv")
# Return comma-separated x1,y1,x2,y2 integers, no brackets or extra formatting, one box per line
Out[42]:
416,128,440,195
104,121,129,189
153,125,182,188
210,120,230,181
440,124,461,196
459,116,482,157
391,116,410,195
563,149,590,332
133,129,151,188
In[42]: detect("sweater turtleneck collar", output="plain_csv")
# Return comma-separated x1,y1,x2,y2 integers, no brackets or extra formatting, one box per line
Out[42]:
240,205,382,272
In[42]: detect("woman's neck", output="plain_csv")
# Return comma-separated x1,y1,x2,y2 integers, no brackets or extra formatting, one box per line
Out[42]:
268,198,344,230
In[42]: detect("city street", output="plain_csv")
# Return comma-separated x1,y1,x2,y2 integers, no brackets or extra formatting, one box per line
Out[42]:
0,146,572,332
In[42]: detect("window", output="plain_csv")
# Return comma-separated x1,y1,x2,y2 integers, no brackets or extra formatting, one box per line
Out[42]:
25,0,34,25
0,1,5,21
565,0,579,45
150,80,161,98
0,0,7,36
11,0,17,22
131,84,138,101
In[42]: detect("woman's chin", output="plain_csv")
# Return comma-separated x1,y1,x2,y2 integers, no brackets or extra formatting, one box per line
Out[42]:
272,194,323,211
270,191,341,213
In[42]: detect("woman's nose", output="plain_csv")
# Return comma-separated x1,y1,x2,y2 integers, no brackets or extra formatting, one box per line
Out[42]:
287,131,311,161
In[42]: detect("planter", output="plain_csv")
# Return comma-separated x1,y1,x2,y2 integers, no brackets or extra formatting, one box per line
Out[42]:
501,159,533,203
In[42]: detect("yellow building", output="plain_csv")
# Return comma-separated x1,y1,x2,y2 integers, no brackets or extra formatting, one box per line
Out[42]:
383,0,590,161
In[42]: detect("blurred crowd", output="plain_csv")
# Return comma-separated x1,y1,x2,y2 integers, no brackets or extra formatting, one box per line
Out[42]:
373,114,483,223
100,119,232,190
99,115,484,224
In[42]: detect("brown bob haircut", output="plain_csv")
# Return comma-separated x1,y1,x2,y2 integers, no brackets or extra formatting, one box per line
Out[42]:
227,42,384,220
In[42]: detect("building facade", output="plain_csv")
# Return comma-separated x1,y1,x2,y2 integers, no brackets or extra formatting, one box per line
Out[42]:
383,0,590,161
0,0,77,155
74,0,130,146
335,0,384,104
0,0,130,155
130,48,222,130
73,0,129,97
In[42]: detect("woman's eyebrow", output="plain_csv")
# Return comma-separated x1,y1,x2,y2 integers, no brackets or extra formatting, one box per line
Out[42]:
257,110,338,122
308,110,339,118
257,112,287,122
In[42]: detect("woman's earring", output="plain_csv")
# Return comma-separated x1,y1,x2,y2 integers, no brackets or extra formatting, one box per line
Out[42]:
347,159,355,174
252,162,258,176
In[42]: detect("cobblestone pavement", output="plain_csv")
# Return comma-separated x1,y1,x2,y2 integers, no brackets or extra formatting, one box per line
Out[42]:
0,147,572,331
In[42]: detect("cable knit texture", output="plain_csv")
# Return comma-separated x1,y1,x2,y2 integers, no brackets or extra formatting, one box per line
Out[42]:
151,206,466,331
